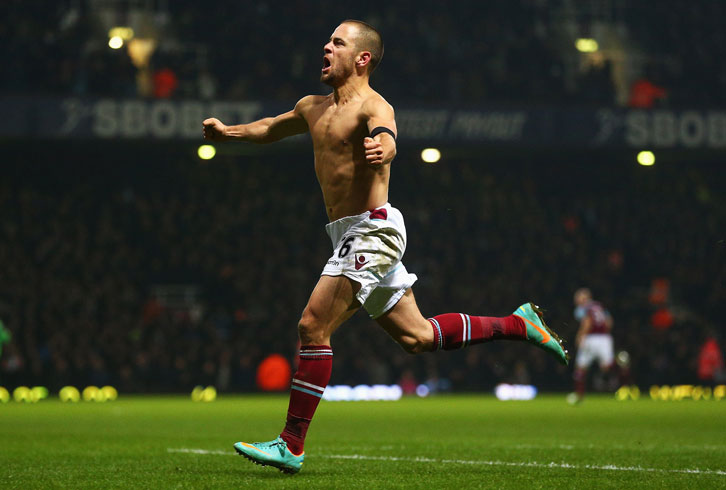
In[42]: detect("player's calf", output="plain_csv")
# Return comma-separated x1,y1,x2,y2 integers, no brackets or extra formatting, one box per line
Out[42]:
424,305,568,365
427,313,527,351
395,330,433,354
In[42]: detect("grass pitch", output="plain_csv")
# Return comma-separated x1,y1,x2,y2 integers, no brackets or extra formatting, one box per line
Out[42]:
1,394,725,489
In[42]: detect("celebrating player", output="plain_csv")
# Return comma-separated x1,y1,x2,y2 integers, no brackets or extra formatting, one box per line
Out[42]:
203,20,568,474
568,288,614,404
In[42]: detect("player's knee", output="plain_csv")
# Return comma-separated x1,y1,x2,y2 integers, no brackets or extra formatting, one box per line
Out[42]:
298,310,326,345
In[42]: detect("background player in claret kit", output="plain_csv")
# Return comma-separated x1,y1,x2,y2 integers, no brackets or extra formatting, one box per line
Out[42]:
568,288,614,404
203,20,568,474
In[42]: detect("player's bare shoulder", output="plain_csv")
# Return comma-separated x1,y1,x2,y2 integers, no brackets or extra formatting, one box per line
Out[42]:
361,91,397,138
295,95,330,121
361,91,395,120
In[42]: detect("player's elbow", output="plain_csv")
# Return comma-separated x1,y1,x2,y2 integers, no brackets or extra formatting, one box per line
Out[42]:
254,129,274,144
380,149,396,166
387,145,397,162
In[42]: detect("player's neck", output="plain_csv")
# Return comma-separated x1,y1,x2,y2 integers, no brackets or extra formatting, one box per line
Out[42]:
333,76,369,104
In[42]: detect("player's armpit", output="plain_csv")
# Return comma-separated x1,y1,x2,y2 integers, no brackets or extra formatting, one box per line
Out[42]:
261,95,322,142
259,95,316,143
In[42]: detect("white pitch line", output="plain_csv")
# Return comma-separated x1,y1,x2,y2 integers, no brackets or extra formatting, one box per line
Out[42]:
169,448,230,456
166,448,726,476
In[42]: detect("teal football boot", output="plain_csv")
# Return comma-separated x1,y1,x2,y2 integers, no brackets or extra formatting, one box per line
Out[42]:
233,437,304,474
513,303,569,365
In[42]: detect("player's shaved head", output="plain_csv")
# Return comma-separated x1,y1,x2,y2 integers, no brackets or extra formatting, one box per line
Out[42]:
341,20,384,73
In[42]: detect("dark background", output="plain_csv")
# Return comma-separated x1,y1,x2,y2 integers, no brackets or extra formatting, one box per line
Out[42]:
0,0,724,394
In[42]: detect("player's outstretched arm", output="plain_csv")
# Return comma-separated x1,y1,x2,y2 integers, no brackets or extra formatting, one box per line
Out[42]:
203,96,312,144
362,96,397,166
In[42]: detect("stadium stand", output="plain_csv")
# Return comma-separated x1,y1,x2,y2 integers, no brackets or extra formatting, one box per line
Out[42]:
1,145,723,392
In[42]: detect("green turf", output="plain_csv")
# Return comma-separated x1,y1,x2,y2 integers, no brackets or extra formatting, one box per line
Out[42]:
1,394,725,489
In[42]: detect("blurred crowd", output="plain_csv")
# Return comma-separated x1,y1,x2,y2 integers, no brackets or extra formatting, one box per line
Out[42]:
1,146,723,393
625,2,726,106
2,1,724,106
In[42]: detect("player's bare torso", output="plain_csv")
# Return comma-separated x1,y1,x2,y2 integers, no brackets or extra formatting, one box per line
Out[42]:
298,92,391,221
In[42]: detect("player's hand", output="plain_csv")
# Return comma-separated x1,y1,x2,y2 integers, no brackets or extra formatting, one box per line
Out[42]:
364,137,385,165
202,118,228,141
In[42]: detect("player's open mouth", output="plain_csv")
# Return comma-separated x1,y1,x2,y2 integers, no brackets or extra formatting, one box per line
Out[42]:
322,57,331,73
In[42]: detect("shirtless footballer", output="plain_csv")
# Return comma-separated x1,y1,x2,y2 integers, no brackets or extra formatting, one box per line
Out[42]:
203,20,568,474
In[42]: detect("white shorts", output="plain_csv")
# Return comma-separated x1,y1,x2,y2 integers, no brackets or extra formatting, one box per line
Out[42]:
321,203,418,319
575,334,614,369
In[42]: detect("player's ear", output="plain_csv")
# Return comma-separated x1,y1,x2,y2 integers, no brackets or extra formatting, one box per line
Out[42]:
357,51,372,68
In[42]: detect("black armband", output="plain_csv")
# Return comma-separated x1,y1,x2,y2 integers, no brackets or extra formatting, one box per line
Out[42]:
370,126,396,140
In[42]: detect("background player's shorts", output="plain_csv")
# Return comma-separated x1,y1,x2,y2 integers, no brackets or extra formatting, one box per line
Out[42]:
322,203,417,318
575,334,614,369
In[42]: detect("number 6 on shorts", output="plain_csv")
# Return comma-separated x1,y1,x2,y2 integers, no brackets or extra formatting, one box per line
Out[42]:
338,236,355,258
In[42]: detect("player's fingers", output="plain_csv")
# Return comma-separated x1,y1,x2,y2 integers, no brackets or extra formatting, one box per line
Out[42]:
365,149,383,157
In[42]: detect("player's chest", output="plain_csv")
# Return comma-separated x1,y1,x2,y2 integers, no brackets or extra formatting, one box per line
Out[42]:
308,104,366,148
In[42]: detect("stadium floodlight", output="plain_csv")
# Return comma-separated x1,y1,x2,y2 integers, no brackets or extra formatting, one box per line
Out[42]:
421,148,441,163
637,150,655,166
108,27,134,41
198,145,216,160
575,38,599,53
108,36,124,49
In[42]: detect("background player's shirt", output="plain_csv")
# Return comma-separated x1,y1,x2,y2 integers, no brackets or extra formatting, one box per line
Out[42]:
582,301,610,334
